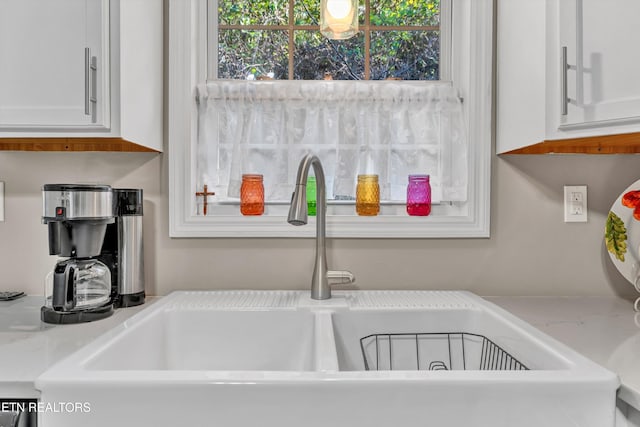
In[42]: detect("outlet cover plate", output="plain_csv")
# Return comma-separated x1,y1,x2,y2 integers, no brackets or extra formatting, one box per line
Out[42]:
564,185,587,223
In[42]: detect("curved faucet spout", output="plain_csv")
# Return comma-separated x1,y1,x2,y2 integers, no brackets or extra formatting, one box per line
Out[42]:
287,154,354,300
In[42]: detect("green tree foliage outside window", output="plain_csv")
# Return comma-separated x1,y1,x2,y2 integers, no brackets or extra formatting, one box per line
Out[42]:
216,0,440,80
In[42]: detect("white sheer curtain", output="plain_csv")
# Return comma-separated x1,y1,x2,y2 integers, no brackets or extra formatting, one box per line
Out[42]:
196,80,468,204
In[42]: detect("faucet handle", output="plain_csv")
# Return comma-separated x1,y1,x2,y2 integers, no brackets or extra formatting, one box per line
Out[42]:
327,270,356,286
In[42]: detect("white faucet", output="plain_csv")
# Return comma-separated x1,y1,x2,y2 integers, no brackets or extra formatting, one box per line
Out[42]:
287,154,355,300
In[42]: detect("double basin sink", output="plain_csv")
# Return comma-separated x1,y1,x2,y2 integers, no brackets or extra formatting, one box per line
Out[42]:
36,291,619,427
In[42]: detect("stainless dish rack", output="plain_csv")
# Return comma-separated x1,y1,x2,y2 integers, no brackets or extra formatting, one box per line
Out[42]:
360,332,528,371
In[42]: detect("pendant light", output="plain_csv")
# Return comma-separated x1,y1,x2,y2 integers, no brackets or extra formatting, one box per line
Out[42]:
320,0,358,40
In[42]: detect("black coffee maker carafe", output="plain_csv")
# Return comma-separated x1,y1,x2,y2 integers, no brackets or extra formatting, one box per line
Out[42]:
42,184,146,324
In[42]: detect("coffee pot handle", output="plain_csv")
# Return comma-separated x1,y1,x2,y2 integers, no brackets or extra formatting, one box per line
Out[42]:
52,263,76,311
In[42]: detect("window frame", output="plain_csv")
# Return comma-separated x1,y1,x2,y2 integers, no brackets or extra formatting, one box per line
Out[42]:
168,0,492,238
208,0,449,81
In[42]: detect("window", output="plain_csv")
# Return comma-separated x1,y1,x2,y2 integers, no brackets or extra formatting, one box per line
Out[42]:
212,0,443,81
169,0,492,238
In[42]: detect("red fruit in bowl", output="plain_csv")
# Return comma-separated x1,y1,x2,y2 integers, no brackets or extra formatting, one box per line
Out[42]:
634,205,640,221
622,190,640,208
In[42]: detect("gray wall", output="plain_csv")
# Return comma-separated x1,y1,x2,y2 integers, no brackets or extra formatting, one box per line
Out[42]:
0,150,637,301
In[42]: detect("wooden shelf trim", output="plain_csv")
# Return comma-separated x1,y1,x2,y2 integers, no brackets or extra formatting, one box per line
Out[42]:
501,132,640,154
0,137,159,152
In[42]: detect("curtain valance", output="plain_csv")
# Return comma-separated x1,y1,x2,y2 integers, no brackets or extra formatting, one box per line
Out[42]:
196,80,468,204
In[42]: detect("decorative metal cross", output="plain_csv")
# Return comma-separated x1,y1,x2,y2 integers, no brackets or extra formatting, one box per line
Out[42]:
195,185,215,216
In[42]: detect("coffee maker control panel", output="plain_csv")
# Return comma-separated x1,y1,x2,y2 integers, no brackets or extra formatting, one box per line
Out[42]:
42,184,113,222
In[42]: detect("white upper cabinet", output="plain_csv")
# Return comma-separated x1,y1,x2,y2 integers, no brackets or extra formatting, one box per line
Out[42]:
0,0,162,152
497,0,640,154
559,0,640,130
0,0,108,128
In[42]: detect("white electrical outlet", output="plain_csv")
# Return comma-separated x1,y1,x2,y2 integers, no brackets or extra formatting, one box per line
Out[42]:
0,182,4,222
564,185,587,222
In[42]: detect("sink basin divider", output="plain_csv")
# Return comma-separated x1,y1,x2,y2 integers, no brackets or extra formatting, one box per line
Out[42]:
313,310,340,372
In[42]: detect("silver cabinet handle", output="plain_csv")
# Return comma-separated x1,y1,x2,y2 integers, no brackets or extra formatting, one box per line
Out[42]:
561,46,569,116
560,46,577,116
84,47,98,123
90,55,97,122
85,47,90,115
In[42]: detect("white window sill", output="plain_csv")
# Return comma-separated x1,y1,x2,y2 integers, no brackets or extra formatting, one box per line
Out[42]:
171,214,487,238
174,195,485,238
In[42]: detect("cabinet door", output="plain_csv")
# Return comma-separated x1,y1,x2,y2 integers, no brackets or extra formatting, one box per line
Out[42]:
0,0,108,130
559,0,640,130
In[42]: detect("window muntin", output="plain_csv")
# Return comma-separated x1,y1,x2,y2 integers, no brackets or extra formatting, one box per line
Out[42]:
213,0,441,80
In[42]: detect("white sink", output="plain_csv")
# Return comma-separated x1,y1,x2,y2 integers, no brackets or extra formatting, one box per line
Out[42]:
332,308,558,371
85,309,316,371
36,291,619,427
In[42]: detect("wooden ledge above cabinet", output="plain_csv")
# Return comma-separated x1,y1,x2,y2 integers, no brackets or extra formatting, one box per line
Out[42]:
500,132,640,155
0,138,159,153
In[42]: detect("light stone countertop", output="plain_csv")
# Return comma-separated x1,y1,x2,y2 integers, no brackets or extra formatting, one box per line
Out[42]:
1,294,639,411
487,296,640,410
0,296,154,398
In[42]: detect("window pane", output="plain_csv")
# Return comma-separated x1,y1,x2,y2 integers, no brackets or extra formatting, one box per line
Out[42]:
294,0,320,25
370,31,439,80
218,0,288,26
219,30,289,79
294,31,364,80
370,0,440,26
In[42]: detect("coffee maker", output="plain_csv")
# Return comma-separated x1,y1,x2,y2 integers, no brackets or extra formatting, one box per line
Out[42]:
41,184,145,324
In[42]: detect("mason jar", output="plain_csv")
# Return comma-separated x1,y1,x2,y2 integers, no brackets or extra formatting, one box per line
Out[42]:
356,174,380,216
240,174,264,216
406,174,431,216
306,176,317,216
